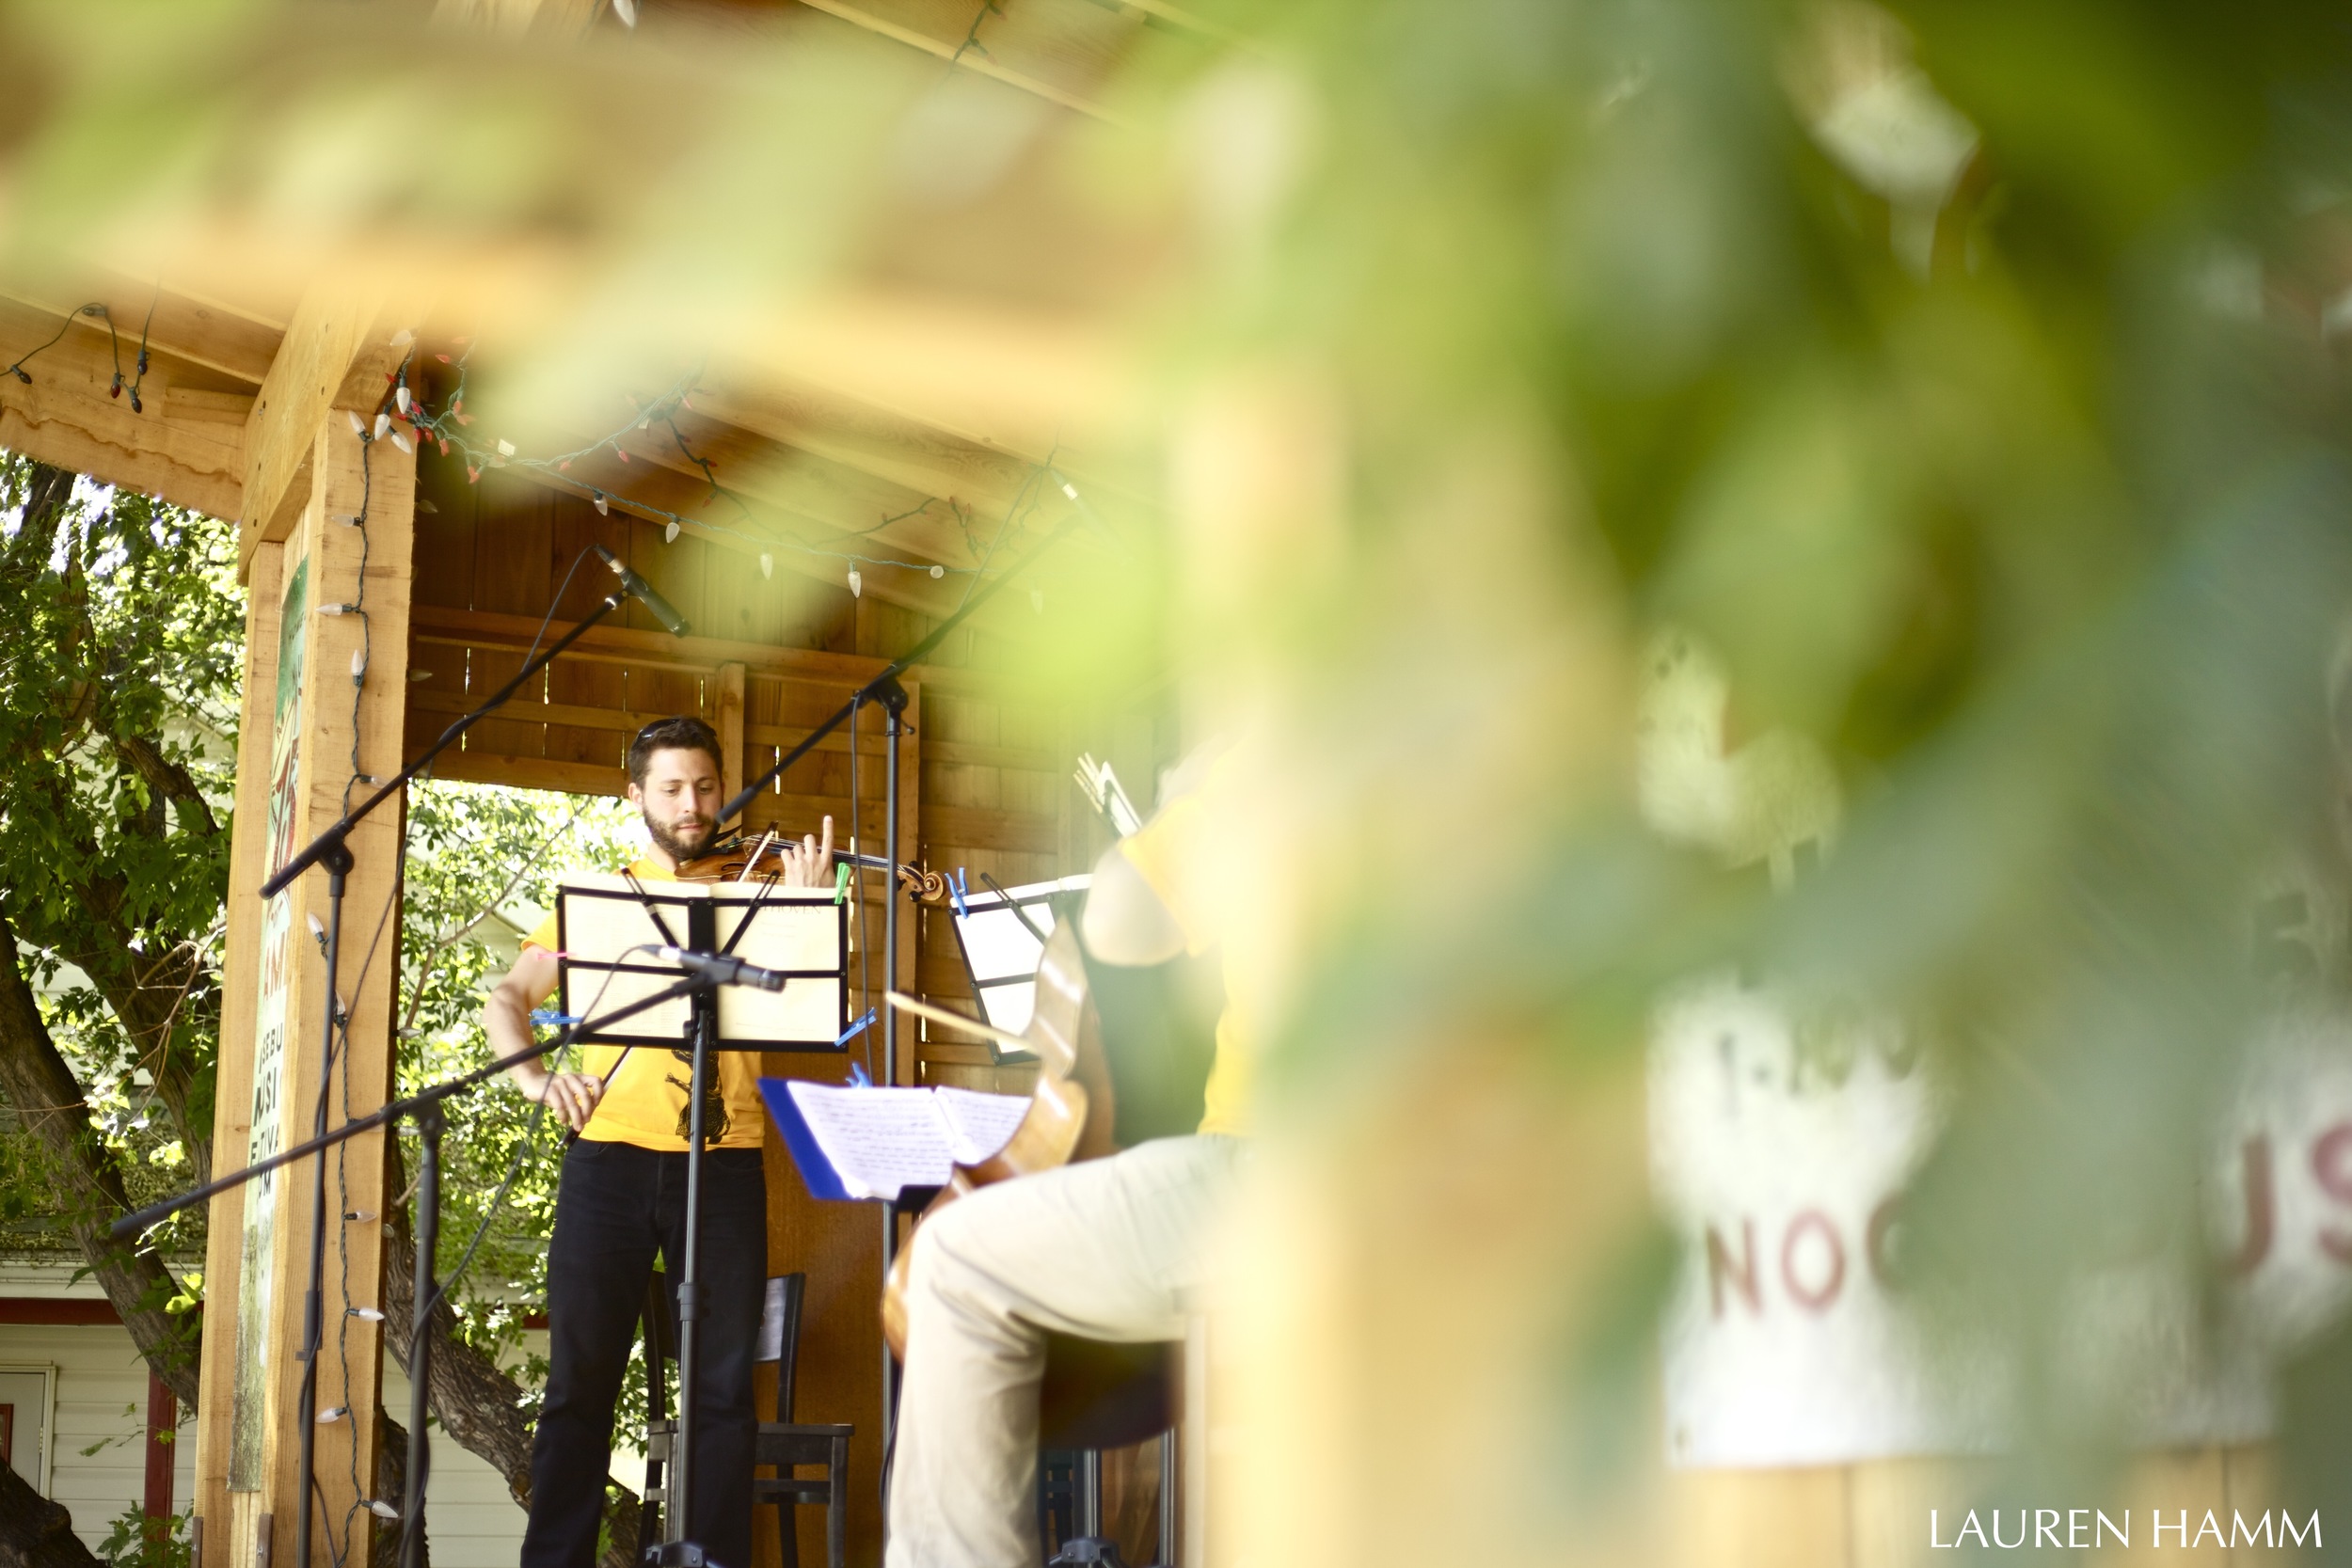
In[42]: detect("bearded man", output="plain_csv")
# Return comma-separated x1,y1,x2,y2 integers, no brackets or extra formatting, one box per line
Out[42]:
485,715,832,1568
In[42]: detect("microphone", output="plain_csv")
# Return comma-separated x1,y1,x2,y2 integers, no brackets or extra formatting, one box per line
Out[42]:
593,544,691,637
656,945,787,991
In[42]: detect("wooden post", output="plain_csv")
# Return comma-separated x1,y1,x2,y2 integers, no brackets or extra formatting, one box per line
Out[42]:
197,417,415,1568
190,538,285,1568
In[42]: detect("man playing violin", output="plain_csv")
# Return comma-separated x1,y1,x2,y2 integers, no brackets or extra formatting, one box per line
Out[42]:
485,715,834,1568
888,753,1248,1568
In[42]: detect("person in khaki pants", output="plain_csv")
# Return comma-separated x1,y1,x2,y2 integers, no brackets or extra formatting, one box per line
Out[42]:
888,759,1248,1568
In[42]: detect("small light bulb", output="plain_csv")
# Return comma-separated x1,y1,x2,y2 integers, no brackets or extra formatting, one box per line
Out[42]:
308,913,326,940
347,1307,385,1322
1061,482,1078,500
593,492,609,515
344,1209,377,1222
759,554,773,579
373,412,390,440
352,648,368,682
930,563,945,578
496,439,516,458
366,1500,400,1521
317,1406,348,1424
389,328,415,348
613,0,637,25
394,386,411,415
663,521,680,544
848,568,862,599
347,411,365,436
390,433,411,454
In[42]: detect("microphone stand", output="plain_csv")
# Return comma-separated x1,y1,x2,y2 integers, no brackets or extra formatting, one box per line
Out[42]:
113,979,710,1568
259,585,641,1568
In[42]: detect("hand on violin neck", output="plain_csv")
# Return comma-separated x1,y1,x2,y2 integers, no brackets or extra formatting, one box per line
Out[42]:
778,813,835,887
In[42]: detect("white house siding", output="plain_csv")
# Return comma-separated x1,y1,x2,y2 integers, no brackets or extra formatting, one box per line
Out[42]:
0,1322,196,1556
0,1256,549,1568
378,1349,534,1568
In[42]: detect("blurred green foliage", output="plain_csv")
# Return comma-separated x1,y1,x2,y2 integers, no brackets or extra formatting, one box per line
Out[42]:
0,0,2345,1526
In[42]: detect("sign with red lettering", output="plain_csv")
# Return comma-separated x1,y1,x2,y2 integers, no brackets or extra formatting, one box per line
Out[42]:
1653,979,2352,1466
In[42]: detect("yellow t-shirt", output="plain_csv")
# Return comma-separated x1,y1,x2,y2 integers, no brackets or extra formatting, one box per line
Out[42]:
523,858,766,1151
1115,792,1250,1138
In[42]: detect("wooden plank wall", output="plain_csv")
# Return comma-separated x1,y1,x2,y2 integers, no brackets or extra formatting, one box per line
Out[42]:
403,462,1182,1566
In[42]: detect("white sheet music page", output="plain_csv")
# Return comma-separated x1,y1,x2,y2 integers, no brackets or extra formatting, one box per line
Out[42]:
781,1083,1027,1198
932,1086,1031,1164
784,1084,954,1199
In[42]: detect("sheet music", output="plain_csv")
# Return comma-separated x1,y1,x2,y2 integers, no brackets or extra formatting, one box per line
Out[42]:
558,874,846,1049
951,874,1089,1036
781,1081,1026,1199
932,1085,1032,1164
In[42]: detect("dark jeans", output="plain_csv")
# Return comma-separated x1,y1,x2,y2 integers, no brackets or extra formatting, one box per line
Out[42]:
522,1140,769,1568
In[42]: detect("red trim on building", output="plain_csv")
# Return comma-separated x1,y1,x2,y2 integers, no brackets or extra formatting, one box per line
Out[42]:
0,1296,119,1324
145,1371,177,1519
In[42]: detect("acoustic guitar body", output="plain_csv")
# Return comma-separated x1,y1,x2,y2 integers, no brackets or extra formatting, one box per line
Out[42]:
882,922,1119,1357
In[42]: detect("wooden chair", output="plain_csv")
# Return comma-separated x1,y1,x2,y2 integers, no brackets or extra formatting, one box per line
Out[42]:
641,1273,854,1568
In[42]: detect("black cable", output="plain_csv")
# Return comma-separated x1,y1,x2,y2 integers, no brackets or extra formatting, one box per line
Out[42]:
524,546,595,671
954,455,1052,616
3,309,82,385
126,280,158,413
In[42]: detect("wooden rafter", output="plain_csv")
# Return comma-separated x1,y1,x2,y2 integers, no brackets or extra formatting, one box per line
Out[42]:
0,273,281,388
238,286,409,565
571,401,1030,569
464,445,977,621
689,376,1044,518
0,299,245,518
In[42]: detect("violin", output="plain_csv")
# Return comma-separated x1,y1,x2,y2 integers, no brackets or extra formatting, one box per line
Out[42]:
881,919,1119,1355
675,828,952,905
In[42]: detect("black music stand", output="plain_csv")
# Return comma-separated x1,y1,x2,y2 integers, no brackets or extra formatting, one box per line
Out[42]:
555,875,850,1567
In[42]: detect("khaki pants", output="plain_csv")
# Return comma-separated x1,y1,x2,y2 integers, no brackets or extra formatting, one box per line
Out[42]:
886,1135,1238,1568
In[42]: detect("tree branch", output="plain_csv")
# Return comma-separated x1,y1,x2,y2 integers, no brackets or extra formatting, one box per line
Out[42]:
0,1455,103,1568
108,731,221,837
0,909,198,1406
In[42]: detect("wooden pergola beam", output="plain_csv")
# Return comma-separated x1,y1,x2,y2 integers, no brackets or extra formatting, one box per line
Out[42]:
0,301,245,518
0,271,282,387
238,287,408,567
